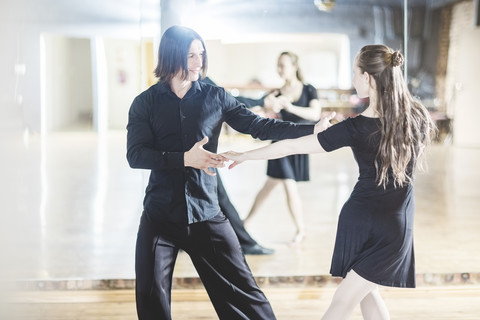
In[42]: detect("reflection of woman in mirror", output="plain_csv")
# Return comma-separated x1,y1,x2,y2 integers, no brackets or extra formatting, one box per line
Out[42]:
223,45,436,319
244,51,321,244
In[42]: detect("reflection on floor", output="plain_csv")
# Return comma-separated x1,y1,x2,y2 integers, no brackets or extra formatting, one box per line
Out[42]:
7,286,480,320
2,130,479,286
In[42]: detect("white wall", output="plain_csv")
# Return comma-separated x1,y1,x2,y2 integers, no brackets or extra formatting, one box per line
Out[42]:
104,38,143,130
44,35,93,131
443,0,480,147
205,33,351,90
452,28,480,147
1,0,160,134
444,0,476,119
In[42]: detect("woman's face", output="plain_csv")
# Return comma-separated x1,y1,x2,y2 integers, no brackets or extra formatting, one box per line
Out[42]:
277,55,297,80
352,57,369,98
186,39,204,81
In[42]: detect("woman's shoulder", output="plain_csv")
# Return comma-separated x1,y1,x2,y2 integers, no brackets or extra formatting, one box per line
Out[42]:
349,113,377,122
336,115,378,130
302,83,317,93
301,83,318,100
347,115,381,137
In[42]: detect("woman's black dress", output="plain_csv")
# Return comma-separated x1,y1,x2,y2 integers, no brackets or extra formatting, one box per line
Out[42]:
267,84,318,181
317,115,416,288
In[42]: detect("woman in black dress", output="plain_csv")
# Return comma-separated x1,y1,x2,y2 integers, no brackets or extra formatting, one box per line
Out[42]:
243,51,321,244
222,45,436,319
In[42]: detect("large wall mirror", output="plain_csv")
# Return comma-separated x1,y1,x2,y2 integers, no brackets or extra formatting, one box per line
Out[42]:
1,0,478,282
159,0,465,142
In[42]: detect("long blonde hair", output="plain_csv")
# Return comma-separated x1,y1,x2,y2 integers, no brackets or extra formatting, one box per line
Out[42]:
357,45,436,188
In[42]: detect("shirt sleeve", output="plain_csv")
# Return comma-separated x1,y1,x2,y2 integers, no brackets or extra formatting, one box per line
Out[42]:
222,90,314,140
317,118,355,152
306,84,319,101
126,93,184,170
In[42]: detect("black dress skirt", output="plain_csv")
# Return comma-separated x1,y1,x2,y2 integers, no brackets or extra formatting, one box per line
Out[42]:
317,115,416,288
266,153,309,181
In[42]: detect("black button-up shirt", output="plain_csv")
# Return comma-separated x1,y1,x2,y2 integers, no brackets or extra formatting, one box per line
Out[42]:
126,80,314,225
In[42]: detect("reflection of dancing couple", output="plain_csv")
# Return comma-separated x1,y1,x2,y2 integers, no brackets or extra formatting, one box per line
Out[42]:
127,25,436,320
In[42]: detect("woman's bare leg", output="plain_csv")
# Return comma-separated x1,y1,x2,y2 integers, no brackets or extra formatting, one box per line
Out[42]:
243,177,280,228
360,287,390,320
282,179,306,244
322,270,389,320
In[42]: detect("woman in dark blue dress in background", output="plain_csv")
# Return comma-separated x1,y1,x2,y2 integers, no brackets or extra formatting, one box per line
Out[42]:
243,51,321,244
222,45,436,319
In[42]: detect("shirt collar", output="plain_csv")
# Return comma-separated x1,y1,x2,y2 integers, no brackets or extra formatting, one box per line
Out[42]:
189,80,201,95
156,80,202,97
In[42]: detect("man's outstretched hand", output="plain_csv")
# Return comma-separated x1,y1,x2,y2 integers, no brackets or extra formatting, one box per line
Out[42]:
184,136,226,176
314,111,336,134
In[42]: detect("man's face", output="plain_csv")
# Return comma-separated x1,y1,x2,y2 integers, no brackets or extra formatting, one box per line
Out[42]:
186,39,204,81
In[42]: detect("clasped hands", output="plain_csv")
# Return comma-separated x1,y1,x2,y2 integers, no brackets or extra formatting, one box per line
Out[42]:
186,112,336,175
263,91,292,114
183,136,247,174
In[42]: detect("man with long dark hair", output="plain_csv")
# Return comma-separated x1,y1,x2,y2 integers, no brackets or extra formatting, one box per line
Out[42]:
126,25,316,319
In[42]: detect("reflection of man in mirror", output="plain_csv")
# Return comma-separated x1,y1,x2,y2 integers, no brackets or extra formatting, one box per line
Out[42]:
126,25,315,319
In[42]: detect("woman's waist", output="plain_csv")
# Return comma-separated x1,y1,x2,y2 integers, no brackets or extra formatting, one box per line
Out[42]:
352,179,413,196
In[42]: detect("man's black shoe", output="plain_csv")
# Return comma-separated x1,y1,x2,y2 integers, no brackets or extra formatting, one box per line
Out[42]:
242,244,274,255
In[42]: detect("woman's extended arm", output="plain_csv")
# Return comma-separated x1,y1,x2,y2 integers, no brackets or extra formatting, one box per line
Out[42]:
222,112,335,169
222,134,322,169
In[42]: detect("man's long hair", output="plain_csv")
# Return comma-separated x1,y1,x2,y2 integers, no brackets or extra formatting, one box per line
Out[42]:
154,25,208,84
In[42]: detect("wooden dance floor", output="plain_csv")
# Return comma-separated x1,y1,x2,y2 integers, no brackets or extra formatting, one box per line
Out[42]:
2,130,480,319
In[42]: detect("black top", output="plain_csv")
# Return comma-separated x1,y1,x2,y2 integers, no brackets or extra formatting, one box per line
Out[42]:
317,115,416,288
126,80,314,225
279,84,318,124
318,114,382,181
